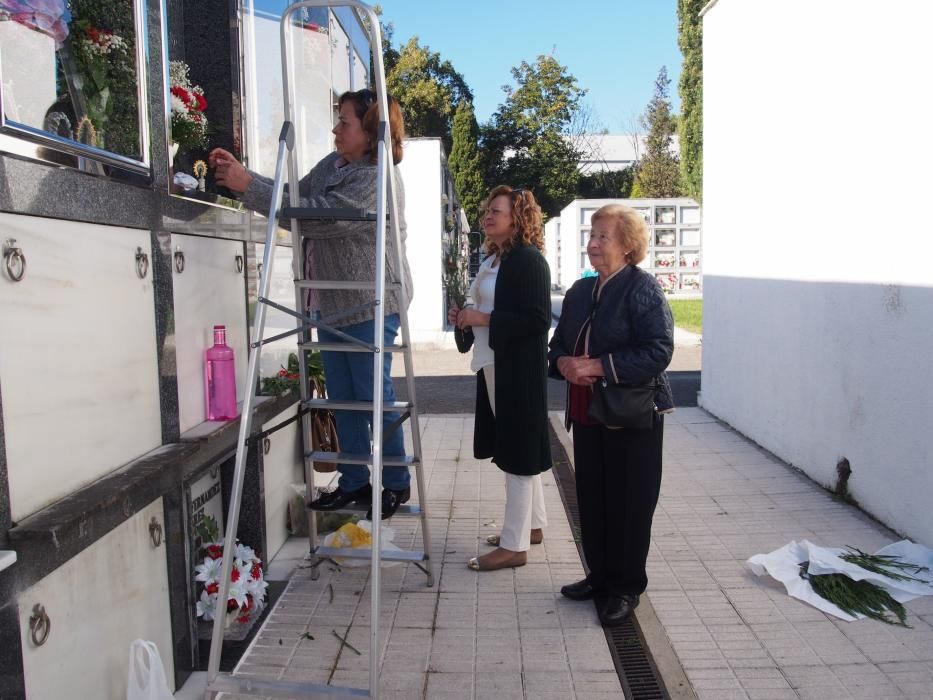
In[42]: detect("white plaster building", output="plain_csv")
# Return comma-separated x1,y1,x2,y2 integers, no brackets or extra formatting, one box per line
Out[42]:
700,0,933,544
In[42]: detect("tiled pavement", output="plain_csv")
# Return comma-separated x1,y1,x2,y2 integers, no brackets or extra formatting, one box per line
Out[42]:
196,407,933,699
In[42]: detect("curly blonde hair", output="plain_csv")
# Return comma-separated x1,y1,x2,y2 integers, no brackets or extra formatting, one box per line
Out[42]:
482,185,545,255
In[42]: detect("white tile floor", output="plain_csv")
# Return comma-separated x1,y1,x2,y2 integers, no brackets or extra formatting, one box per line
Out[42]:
185,408,933,699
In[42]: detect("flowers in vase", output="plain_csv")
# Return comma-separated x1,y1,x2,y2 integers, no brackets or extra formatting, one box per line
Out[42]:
655,273,678,293
169,59,209,152
194,515,267,624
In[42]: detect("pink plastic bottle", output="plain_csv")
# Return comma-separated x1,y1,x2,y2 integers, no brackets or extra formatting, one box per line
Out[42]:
204,325,237,421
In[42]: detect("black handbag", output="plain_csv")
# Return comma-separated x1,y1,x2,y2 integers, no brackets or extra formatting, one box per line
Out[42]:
587,378,657,430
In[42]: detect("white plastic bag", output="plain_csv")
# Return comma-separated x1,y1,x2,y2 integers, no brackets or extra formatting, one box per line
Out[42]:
321,519,401,567
126,639,173,700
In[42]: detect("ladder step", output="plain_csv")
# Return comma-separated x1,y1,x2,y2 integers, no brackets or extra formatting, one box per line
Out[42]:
321,502,422,516
300,341,408,353
281,206,376,222
315,546,428,562
306,451,419,467
302,398,412,412
295,280,402,291
206,673,369,698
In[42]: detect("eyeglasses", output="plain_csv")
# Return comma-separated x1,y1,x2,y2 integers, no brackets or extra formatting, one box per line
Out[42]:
357,89,376,108
511,187,526,195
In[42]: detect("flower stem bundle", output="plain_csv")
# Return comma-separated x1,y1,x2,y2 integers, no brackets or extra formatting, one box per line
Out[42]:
840,546,931,583
799,561,909,627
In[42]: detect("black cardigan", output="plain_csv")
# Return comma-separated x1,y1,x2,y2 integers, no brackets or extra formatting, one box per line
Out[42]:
456,244,553,476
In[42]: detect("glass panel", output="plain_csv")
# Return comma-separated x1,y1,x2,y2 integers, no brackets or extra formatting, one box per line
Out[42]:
655,252,675,269
680,206,701,224
655,273,677,294
679,251,700,268
681,273,701,291
680,228,701,246
633,207,651,225
581,208,596,225
654,229,675,247
0,1,143,159
580,227,589,247
655,206,676,225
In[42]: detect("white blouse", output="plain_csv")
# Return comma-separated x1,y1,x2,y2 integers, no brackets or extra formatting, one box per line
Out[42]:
468,255,499,372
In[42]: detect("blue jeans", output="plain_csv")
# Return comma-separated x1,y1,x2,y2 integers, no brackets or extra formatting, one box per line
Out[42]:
318,314,410,492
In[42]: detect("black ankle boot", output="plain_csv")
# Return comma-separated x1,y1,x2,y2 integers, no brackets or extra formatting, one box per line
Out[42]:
599,594,639,627
308,483,372,511
366,486,410,520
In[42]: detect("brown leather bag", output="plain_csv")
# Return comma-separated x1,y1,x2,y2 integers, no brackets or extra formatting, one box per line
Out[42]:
310,379,338,472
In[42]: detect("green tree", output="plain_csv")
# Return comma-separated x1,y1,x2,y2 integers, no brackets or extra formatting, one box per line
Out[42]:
483,55,587,217
386,37,472,151
448,102,486,229
678,0,703,201
577,167,635,199
634,67,683,198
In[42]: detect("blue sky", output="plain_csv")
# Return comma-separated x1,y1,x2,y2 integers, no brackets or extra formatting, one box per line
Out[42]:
377,0,682,133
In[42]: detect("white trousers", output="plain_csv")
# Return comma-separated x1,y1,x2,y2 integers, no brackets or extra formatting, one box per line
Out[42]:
483,365,548,552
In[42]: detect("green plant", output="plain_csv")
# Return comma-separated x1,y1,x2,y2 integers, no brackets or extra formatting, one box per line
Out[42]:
667,298,702,334
260,351,325,396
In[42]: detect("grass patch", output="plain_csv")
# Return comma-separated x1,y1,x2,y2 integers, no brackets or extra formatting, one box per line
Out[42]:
668,298,702,334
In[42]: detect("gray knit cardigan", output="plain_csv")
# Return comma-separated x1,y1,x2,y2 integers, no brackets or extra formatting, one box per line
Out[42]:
242,151,413,328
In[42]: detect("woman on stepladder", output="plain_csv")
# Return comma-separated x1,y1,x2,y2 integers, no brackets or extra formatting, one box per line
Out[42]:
449,185,552,571
209,90,414,520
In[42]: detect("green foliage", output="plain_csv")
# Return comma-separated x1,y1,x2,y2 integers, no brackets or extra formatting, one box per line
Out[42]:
448,102,486,229
634,67,683,198
840,547,931,583
577,167,635,200
386,37,472,152
483,55,586,217
677,0,704,201
260,351,325,396
801,563,909,627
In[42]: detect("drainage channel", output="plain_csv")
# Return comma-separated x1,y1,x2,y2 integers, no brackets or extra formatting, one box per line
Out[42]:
548,425,669,700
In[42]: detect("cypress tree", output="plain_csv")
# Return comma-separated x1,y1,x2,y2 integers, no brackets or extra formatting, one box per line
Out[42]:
678,0,703,201
448,102,486,229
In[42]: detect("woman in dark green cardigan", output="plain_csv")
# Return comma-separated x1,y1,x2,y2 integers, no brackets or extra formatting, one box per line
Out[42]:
448,186,552,571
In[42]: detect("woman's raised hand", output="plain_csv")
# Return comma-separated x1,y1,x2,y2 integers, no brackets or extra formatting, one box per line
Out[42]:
208,148,253,194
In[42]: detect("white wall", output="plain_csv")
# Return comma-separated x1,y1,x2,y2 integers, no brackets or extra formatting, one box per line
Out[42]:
397,139,446,345
701,0,933,544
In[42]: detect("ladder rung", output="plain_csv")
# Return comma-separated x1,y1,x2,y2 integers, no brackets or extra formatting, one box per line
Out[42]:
306,451,419,467
320,502,422,516
315,546,428,562
300,341,408,353
295,280,401,291
206,673,369,698
281,206,376,222
302,399,412,412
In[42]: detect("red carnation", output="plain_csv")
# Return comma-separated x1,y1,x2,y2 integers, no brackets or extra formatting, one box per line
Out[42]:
251,563,262,579
195,93,208,111
206,544,222,559
206,582,219,595
170,85,191,104
227,599,239,612
231,568,240,582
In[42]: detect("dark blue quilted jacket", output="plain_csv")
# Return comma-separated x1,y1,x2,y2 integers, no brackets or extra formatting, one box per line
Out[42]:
548,265,675,426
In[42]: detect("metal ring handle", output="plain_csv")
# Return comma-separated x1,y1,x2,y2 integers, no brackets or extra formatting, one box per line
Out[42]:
29,604,50,647
149,517,163,548
235,254,244,273
3,239,26,282
174,249,185,274
263,437,271,455
135,247,149,279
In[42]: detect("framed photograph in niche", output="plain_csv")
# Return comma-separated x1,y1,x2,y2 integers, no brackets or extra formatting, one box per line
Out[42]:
0,0,149,173
655,206,676,225
655,229,675,247
633,207,651,225
680,228,701,246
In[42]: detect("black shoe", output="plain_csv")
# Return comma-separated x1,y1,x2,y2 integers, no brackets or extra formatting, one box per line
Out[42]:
561,578,598,601
366,486,410,520
308,483,372,511
599,594,639,627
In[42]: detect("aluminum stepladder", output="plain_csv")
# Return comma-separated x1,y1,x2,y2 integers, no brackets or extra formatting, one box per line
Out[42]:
205,3,432,698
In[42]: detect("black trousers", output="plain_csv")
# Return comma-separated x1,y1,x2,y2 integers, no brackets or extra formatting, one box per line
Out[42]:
572,415,664,597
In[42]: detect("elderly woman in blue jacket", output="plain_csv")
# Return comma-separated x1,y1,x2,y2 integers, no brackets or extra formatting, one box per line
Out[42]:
548,203,674,627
